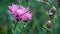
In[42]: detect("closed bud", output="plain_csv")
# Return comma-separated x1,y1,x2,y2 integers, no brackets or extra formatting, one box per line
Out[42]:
46,20,52,28
49,6,56,17
51,6,56,14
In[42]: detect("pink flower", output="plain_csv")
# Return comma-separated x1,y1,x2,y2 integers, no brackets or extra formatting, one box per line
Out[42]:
8,4,19,15
8,4,32,21
20,12,32,21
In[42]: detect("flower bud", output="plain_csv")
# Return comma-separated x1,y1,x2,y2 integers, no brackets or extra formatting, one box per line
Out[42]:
49,6,56,17
46,20,52,28
50,6,56,14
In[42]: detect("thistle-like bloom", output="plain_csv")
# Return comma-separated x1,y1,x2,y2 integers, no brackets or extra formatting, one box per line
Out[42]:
8,4,32,21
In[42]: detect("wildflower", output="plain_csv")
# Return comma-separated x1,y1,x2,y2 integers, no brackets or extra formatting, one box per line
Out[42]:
8,4,32,21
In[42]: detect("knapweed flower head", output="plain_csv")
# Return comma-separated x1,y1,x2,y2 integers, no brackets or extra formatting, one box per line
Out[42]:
8,4,32,21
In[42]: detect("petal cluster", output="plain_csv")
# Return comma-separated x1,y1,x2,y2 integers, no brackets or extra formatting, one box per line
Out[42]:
8,4,32,21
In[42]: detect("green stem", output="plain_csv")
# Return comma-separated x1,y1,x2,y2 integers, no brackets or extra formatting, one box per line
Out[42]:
15,21,18,29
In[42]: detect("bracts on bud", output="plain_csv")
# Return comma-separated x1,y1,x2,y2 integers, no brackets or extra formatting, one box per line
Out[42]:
49,6,56,17
46,20,52,28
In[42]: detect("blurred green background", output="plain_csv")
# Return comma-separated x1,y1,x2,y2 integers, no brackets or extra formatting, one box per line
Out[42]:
0,0,60,34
